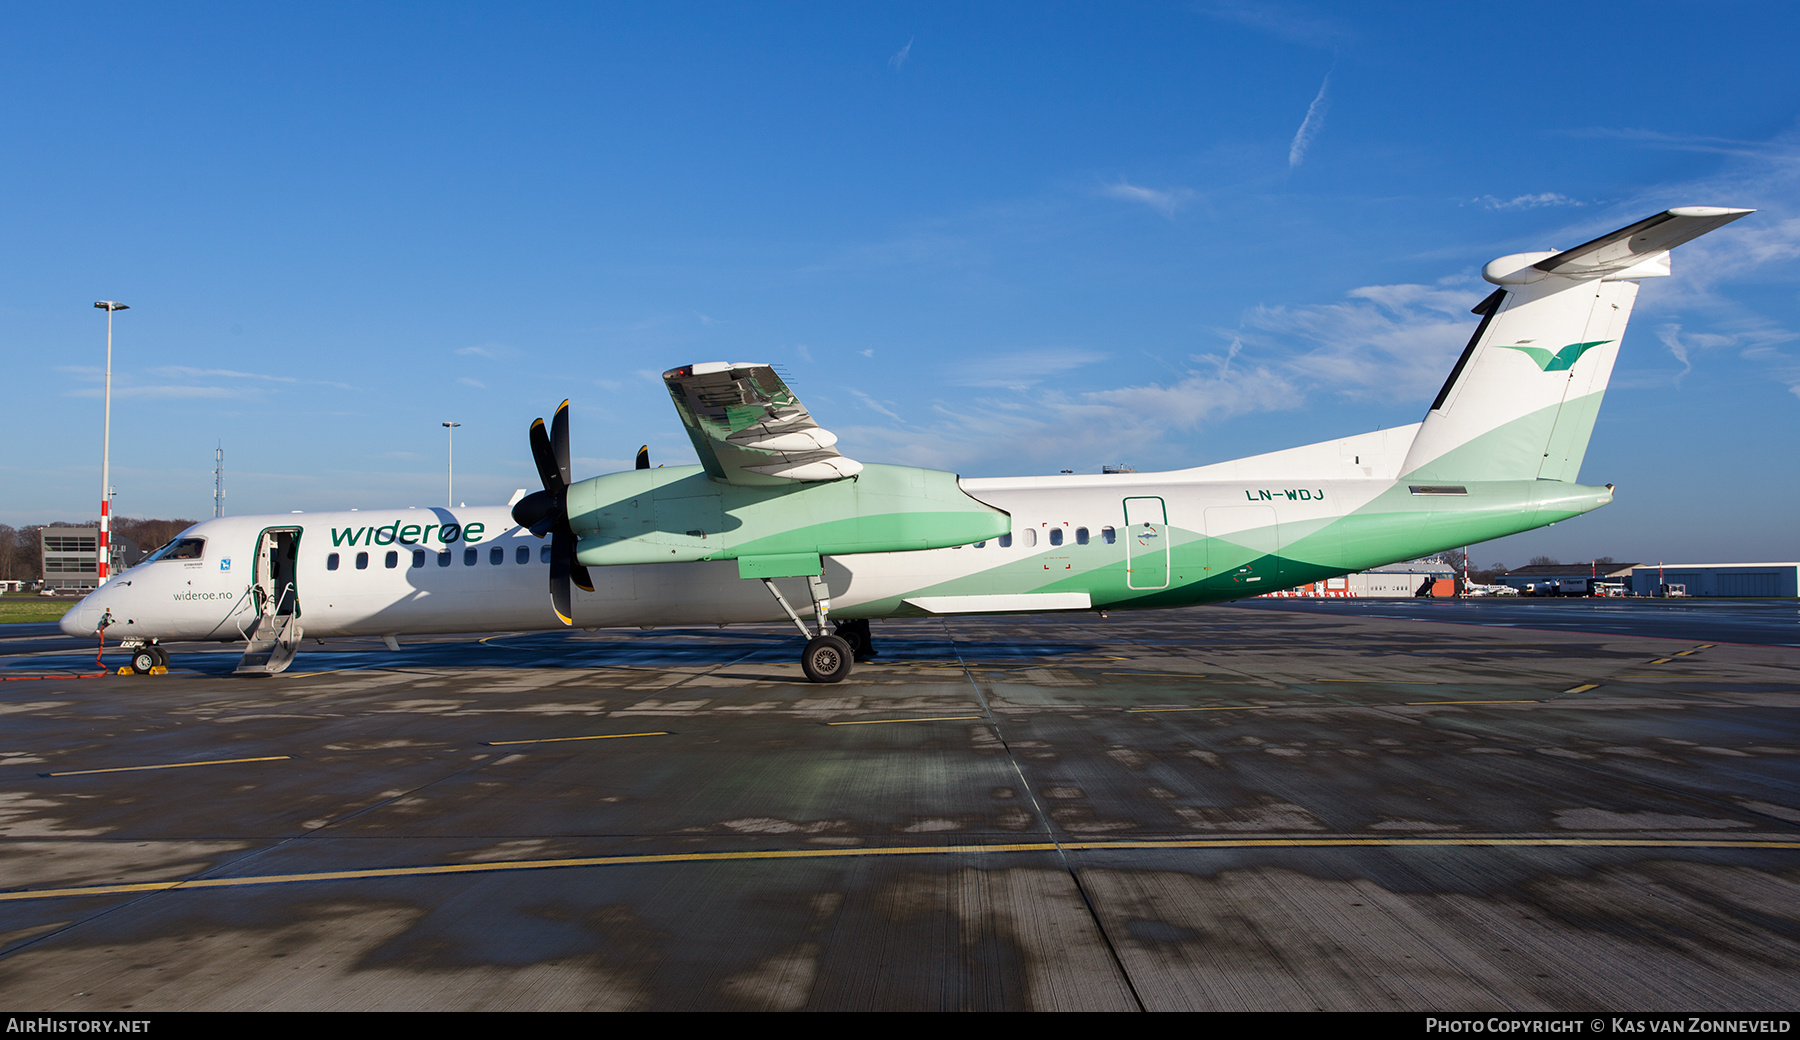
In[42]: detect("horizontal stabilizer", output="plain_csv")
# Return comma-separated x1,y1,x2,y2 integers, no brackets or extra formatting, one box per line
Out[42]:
1484,207,1753,284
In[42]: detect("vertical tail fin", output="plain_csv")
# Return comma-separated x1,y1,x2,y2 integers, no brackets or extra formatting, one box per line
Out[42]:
1400,207,1751,483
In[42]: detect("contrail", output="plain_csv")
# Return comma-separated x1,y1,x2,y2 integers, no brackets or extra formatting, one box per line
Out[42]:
1288,72,1331,168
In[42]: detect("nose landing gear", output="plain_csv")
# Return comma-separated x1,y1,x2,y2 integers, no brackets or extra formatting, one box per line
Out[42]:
125,643,169,675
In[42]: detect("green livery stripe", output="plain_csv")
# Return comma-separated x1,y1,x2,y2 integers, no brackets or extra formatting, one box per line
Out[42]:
1403,392,1605,483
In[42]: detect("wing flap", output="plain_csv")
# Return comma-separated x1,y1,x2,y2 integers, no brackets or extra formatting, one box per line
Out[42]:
663,362,862,486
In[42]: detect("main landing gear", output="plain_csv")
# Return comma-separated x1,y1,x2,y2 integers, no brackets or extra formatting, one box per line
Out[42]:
759,574,872,683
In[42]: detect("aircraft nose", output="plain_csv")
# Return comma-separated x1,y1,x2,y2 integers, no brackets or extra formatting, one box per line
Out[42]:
59,596,98,638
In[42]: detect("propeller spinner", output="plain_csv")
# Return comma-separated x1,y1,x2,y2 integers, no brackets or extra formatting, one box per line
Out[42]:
511,400,594,625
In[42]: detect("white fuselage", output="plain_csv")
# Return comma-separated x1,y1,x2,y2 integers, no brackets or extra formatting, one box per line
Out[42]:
61,447,1425,645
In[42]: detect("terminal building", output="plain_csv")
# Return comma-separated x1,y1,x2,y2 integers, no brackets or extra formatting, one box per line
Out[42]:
1627,563,1800,598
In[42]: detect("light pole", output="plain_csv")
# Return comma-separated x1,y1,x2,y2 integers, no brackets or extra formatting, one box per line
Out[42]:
94,301,129,584
443,422,460,508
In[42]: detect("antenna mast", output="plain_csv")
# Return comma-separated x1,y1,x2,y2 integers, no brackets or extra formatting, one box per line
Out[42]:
213,443,225,518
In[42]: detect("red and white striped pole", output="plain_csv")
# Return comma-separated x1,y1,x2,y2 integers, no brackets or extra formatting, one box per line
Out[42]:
94,301,128,584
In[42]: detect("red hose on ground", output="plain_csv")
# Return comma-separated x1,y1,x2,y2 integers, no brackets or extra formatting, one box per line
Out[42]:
0,622,113,682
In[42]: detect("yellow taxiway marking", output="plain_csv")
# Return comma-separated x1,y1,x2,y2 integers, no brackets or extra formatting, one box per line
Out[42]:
1695,644,1716,649
47,755,290,777
828,715,985,726
1674,650,1699,657
5,836,1796,904
1649,658,1674,664
486,732,668,746
1563,684,1600,694
1406,699,1543,706
1127,705,1268,713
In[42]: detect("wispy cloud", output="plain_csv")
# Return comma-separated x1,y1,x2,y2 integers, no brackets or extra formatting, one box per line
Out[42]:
848,388,904,422
456,342,516,360
1288,72,1330,168
1194,1,1352,48
1559,127,1779,158
949,348,1107,390
150,366,298,382
1239,281,1486,400
832,281,1482,474
1100,179,1194,218
59,363,351,399
889,37,913,70
67,385,246,400
1471,192,1586,211
457,377,486,389
1657,321,1800,394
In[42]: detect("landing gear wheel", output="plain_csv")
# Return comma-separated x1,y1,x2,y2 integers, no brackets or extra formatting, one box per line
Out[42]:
129,648,158,675
149,645,169,669
834,620,867,660
802,634,853,684
835,618,878,658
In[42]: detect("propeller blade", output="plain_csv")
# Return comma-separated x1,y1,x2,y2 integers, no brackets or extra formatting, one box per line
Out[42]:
572,562,595,592
510,489,556,533
635,445,650,470
529,418,562,492
549,529,574,625
550,400,572,487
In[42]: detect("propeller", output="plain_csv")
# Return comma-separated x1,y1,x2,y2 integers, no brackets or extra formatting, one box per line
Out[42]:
510,400,594,625
636,445,650,470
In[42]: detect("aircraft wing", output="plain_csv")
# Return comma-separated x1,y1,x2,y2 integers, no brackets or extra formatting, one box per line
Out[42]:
662,362,864,486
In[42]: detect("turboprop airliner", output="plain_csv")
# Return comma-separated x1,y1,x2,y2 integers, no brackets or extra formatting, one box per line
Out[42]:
62,207,1752,682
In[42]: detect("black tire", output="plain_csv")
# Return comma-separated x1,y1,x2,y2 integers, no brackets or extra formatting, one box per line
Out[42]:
833,621,866,658
130,649,157,675
149,645,170,669
801,634,853,683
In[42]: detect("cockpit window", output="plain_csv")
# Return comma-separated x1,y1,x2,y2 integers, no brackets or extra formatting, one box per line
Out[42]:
144,537,205,563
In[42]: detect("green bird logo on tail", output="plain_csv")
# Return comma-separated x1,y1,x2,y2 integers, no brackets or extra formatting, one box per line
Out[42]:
1497,340,1611,372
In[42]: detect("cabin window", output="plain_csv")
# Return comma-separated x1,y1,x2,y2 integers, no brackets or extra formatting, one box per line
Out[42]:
1102,526,1116,545
355,552,369,570
540,544,552,563
412,550,426,568
326,553,339,571
385,551,399,569
1076,527,1089,545
438,551,452,567
490,546,504,565
464,548,478,566
516,545,530,564
1022,529,1037,548
999,533,1012,548
1049,528,1063,546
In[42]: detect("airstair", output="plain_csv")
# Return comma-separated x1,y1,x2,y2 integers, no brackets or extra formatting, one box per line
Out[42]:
235,610,303,675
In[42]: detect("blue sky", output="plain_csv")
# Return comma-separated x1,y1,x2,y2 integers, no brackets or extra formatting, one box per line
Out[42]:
4,2,1797,568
